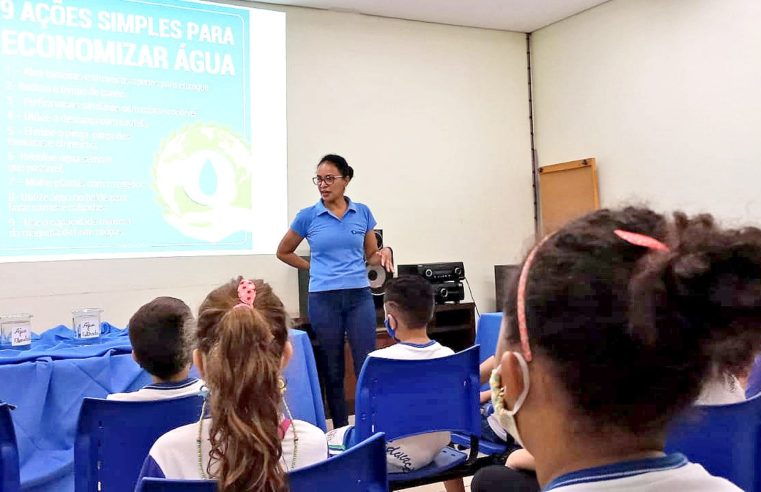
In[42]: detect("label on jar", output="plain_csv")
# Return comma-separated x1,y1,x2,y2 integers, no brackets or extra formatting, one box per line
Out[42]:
75,316,100,339
10,323,31,346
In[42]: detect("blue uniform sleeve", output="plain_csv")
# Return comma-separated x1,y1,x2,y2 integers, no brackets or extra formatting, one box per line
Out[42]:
134,455,166,491
290,208,311,238
365,206,377,233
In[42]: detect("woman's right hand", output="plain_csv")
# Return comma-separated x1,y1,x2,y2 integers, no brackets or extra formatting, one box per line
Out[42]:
378,247,394,272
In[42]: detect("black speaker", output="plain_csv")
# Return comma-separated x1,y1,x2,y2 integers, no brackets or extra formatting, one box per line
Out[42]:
397,262,465,282
432,282,465,303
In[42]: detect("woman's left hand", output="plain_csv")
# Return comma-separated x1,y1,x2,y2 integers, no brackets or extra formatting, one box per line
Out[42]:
378,247,394,272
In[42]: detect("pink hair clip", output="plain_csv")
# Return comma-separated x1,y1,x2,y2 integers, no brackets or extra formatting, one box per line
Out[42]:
235,279,256,310
614,230,670,252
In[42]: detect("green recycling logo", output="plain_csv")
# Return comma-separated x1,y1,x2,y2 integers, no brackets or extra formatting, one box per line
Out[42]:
154,124,253,242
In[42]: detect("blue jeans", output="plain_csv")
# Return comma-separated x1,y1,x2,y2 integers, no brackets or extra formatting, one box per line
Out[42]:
309,287,376,427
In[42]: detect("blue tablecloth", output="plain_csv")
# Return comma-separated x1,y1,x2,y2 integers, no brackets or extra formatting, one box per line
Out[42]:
0,324,148,491
0,325,325,492
283,330,327,433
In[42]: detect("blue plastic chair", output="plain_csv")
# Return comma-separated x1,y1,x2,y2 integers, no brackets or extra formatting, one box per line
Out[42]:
665,392,761,492
75,394,205,492
354,346,481,489
289,432,388,491
0,404,20,492
139,478,216,491
452,313,509,456
475,312,503,367
139,433,388,492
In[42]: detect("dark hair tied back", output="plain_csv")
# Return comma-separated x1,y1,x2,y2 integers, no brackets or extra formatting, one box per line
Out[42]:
318,154,354,179
502,206,761,436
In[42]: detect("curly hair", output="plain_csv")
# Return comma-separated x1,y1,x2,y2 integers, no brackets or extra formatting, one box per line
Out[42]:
196,277,289,492
502,207,761,436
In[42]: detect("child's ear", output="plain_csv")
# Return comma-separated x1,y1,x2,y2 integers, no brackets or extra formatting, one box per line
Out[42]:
499,351,526,410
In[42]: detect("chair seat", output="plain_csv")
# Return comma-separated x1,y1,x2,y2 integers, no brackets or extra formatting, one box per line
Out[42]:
388,447,467,483
451,432,508,456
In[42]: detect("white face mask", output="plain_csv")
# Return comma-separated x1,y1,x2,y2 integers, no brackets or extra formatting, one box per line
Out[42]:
489,352,531,447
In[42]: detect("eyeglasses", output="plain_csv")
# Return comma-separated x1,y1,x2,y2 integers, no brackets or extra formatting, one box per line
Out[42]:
312,175,345,185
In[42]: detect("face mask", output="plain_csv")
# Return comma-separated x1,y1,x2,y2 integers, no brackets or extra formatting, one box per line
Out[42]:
384,315,399,342
489,351,530,447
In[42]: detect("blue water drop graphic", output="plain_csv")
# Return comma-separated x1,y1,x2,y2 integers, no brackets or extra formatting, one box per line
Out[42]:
199,159,217,196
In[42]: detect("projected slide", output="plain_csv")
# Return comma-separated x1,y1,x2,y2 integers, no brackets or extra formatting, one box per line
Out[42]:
0,0,287,261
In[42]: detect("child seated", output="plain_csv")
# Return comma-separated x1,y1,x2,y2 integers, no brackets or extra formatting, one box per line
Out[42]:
473,208,758,492
327,275,453,472
108,297,204,401
136,278,327,490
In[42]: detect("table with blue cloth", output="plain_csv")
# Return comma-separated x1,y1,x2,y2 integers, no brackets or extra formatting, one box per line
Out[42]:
0,325,324,492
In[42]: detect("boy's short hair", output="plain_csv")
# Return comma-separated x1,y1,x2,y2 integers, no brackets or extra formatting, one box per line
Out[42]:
384,275,435,328
128,297,193,379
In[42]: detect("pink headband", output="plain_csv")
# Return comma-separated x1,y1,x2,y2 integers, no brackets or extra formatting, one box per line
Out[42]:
516,236,550,362
516,229,669,362
613,229,670,252
234,279,257,310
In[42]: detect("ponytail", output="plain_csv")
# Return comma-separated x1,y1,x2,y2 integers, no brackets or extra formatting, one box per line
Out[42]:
197,278,289,492
630,212,761,380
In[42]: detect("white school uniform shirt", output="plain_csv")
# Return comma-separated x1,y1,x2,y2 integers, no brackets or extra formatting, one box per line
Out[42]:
367,341,454,472
107,378,205,402
544,453,740,491
136,417,327,484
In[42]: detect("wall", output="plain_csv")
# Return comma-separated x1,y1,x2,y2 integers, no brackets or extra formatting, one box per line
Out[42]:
0,4,535,329
532,0,761,225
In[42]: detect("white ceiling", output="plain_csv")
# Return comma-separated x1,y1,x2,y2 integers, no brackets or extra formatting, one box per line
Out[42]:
249,0,610,32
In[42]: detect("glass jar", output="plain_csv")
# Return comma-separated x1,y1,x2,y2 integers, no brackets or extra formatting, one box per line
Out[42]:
0,313,33,349
72,308,103,340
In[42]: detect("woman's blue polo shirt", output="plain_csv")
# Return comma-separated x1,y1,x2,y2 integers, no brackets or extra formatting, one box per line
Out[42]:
291,198,377,292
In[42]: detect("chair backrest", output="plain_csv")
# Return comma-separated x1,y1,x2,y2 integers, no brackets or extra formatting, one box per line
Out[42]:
665,392,761,492
139,478,216,491
0,404,20,492
139,434,386,492
75,394,205,492
354,345,481,442
289,432,387,491
475,313,503,365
